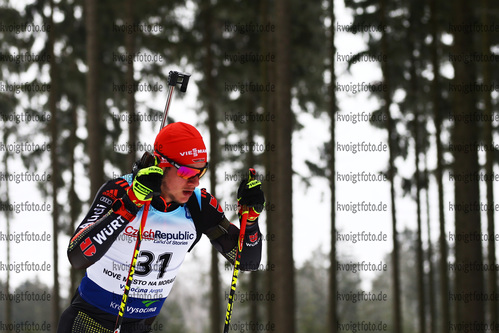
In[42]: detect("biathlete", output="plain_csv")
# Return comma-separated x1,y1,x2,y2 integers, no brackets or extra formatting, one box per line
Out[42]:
57,122,265,332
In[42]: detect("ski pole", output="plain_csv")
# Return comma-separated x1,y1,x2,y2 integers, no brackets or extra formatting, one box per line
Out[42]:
223,168,256,333
114,70,191,333
114,202,149,333
160,71,190,129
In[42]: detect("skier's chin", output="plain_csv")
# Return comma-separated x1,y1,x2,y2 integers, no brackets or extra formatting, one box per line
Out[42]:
175,190,193,203
182,190,193,200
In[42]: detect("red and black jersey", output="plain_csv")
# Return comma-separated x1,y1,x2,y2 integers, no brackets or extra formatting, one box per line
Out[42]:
67,175,262,271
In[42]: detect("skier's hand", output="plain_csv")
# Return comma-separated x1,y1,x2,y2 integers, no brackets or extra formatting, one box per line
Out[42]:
237,168,265,223
127,166,163,207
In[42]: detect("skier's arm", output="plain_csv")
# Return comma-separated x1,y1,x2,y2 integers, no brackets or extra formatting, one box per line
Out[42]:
201,184,264,271
67,178,137,269
209,217,262,271
67,167,163,270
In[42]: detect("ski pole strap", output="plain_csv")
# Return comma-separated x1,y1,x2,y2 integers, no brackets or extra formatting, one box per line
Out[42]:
237,208,249,252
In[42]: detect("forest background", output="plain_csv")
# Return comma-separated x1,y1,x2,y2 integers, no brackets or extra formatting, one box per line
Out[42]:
0,0,498,332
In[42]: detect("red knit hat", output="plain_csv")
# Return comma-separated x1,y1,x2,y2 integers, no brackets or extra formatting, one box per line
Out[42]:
154,122,207,167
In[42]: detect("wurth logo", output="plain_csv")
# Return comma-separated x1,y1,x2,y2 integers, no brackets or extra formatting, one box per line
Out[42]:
80,237,96,257
246,232,260,247
249,232,258,243
92,216,127,245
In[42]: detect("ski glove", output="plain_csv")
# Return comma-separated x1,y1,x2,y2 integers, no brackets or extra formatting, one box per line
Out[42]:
237,169,265,223
132,151,156,178
127,166,163,207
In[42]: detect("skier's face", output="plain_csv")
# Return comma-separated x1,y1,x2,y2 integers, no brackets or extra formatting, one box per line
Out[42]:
160,162,206,203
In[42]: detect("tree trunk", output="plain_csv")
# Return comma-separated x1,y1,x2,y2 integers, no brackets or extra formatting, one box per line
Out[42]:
428,0,450,331
200,1,221,331
406,6,426,331
424,150,437,333
450,0,484,327
48,0,61,328
68,101,81,295
414,73,426,333
379,0,402,331
260,0,274,326
481,0,497,326
268,0,295,331
328,0,338,332
85,0,104,196
3,155,12,327
125,0,137,170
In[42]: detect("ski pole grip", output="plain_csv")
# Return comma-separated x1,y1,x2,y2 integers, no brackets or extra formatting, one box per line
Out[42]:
241,168,257,213
167,71,191,92
248,168,256,180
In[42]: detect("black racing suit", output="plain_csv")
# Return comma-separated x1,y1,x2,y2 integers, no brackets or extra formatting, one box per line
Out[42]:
57,175,262,333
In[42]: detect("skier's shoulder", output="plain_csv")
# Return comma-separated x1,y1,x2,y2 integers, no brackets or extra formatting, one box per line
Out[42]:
199,188,225,215
99,174,132,196
185,187,225,228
